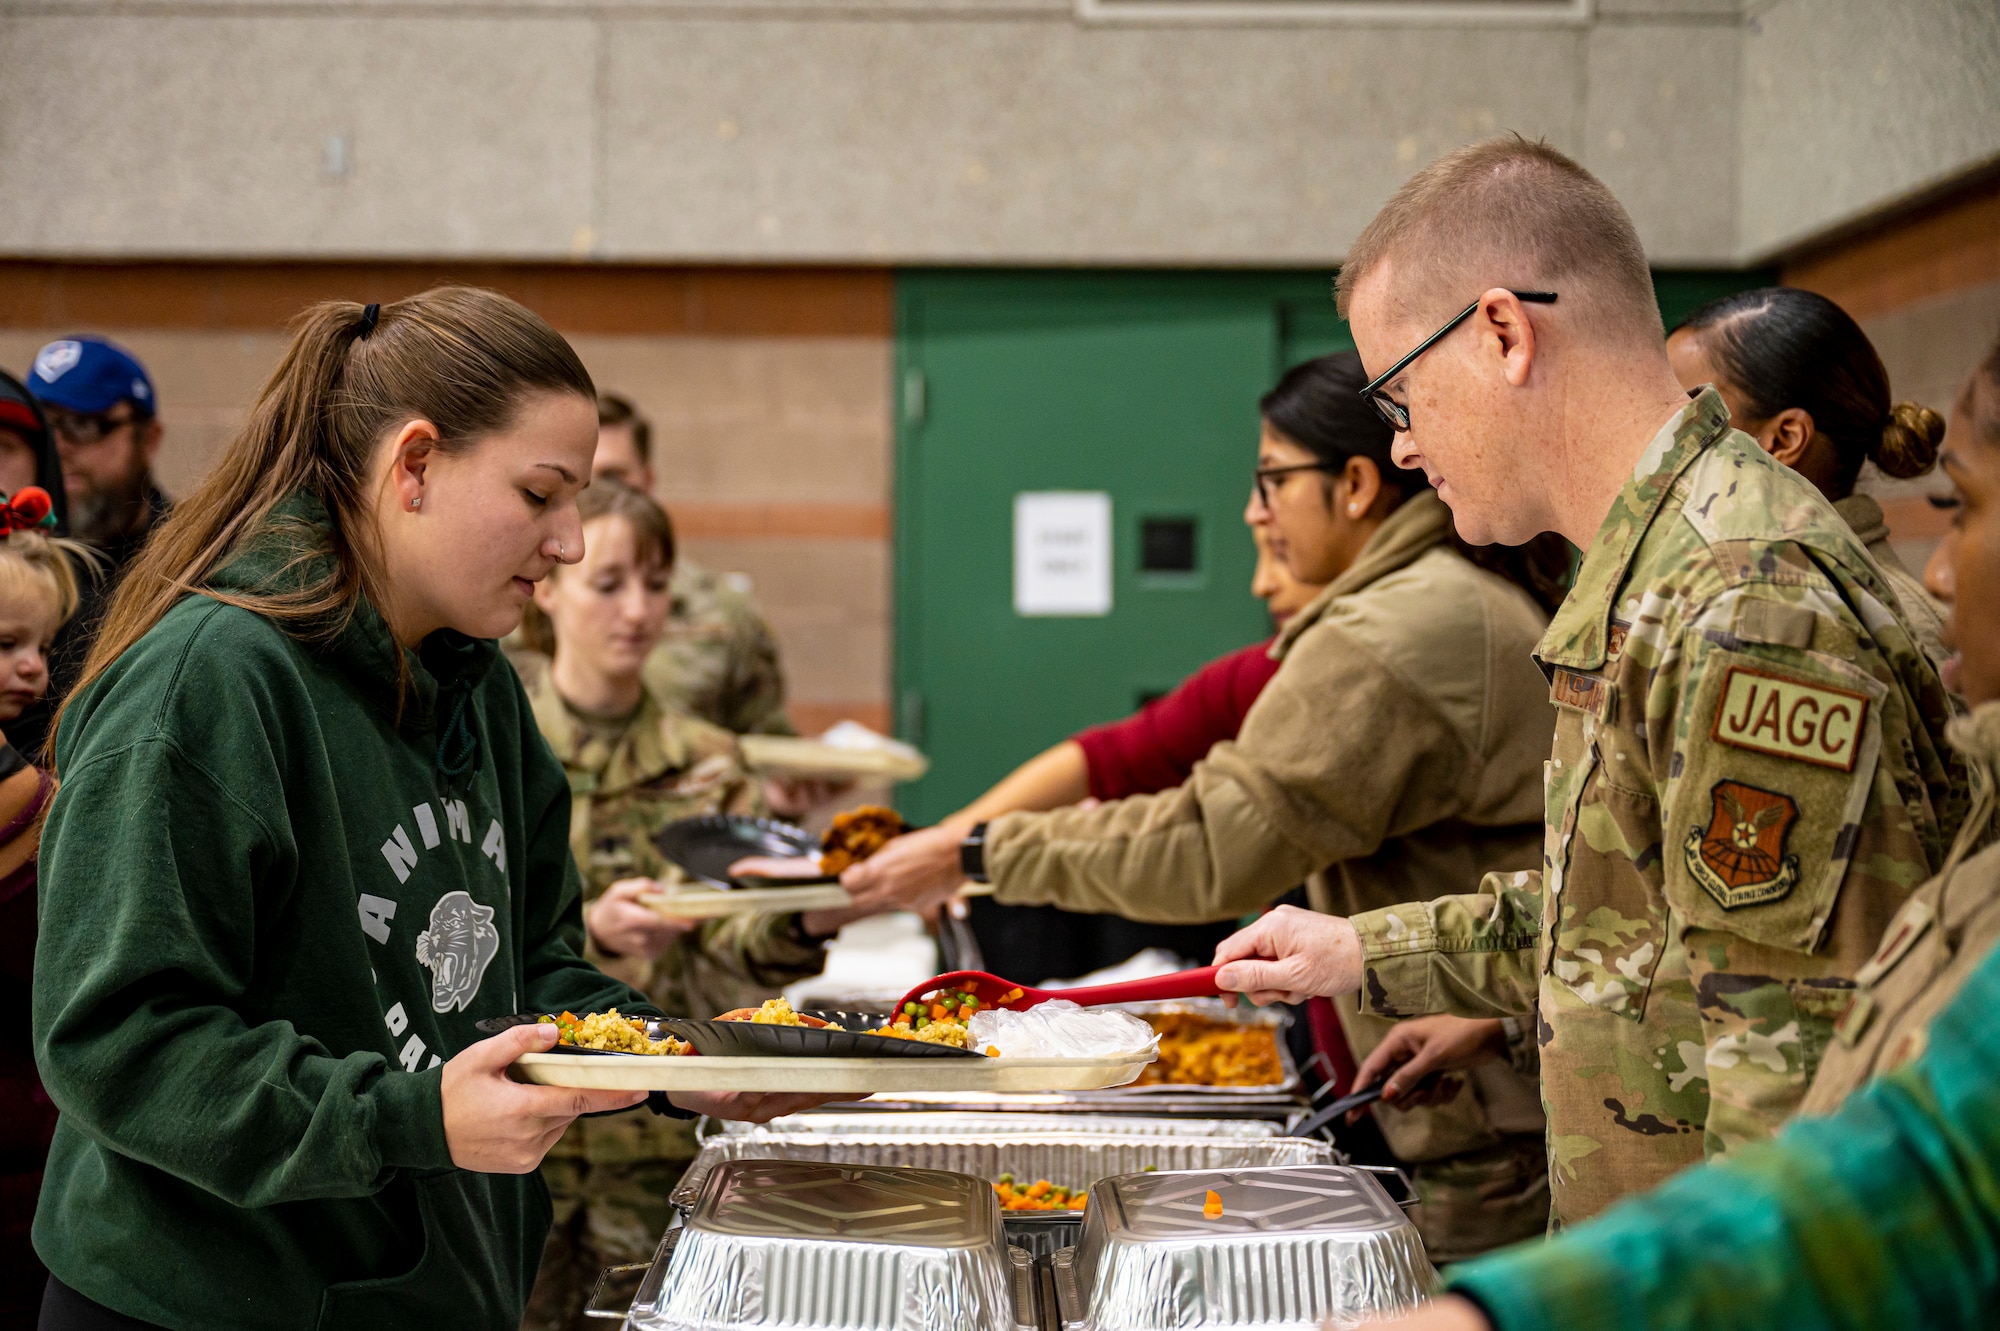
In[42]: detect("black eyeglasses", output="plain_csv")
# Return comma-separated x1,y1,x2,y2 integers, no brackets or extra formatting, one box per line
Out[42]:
1253,462,1335,508
1359,291,1557,432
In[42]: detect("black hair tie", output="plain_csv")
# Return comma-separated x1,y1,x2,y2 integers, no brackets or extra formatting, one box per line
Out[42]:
355,302,381,340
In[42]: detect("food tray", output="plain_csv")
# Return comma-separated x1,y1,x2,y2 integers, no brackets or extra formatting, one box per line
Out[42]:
671,1131,1338,1259
511,1051,1153,1095
730,1112,1286,1139
642,882,854,918
740,734,931,783
1053,1166,1436,1331
628,1160,1029,1331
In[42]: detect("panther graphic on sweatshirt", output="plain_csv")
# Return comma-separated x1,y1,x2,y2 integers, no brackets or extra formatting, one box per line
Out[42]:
415,890,501,1013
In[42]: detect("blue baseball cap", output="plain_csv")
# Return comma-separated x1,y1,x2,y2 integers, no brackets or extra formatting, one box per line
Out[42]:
28,335,156,417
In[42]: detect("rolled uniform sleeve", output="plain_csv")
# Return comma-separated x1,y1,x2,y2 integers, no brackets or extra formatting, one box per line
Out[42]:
1351,871,1545,1021
988,621,1473,925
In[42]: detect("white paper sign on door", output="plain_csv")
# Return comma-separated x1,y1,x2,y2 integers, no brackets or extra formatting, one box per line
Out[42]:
1014,491,1112,617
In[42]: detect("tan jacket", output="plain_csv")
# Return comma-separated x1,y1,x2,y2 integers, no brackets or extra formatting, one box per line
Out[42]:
989,493,1557,1206
988,491,1555,927
1803,702,2000,1114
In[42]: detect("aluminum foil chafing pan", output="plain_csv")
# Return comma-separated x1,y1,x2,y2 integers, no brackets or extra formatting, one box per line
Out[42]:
1053,1165,1436,1331
632,1159,1033,1331
729,1112,1286,1139
670,1131,1339,1259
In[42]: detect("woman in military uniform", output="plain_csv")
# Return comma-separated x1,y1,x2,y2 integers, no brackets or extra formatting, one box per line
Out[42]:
515,481,855,1331
1667,287,1953,666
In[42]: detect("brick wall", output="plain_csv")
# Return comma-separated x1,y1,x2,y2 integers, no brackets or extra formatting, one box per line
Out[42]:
0,261,895,734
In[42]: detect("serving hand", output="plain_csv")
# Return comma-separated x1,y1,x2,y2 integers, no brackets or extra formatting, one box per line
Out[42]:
838,822,968,918
1211,905,1365,1005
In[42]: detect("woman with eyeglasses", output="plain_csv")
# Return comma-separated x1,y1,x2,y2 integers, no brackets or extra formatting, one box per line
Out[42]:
1667,287,1951,667
842,351,1570,1261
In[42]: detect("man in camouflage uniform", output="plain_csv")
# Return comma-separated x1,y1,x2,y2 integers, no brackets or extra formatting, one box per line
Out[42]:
593,393,795,736
1211,136,1966,1230
515,654,830,1331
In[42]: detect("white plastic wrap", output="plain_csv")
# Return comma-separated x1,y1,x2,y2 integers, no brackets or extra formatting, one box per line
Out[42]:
969,1001,1159,1060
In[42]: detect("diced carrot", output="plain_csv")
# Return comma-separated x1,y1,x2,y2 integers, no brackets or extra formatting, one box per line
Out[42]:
1203,1190,1224,1218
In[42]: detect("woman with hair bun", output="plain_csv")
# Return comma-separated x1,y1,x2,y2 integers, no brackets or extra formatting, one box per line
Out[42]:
1668,286,1951,663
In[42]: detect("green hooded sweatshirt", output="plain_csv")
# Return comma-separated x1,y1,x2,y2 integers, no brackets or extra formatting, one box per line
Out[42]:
32,497,652,1330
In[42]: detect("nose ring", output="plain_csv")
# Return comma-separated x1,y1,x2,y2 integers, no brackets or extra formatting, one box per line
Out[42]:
557,540,566,561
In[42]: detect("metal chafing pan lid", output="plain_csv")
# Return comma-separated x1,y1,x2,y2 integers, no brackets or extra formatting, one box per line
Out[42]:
1057,1165,1437,1331
634,1159,1028,1331
729,1112,1286,1138
671,1130,1337,1215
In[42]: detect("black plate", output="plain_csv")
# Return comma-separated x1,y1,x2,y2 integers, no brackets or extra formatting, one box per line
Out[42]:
653,815,819,888
661,1009,985,1061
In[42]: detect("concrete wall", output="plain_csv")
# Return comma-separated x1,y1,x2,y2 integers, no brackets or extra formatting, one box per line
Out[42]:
1738,0,2000,262
1,0,1752,266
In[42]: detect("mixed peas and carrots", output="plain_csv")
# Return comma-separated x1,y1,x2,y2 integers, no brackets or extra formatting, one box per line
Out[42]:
880,980,1022,1056
993,1175,1088,1212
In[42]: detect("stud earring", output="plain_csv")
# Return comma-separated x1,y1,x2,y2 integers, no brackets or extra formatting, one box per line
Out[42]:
411,496,421,509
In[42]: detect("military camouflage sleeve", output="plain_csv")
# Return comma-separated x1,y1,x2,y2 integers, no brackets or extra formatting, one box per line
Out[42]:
1350,871,1544,1021
1651,607,1945,1156
1445,933,2000,1331
701,911,826,989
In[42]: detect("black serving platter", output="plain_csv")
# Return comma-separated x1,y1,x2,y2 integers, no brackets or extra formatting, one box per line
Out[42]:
653,814,827,888
660,1009,985,1061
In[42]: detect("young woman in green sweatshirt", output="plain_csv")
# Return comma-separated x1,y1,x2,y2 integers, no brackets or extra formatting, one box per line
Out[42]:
29,288,826,1331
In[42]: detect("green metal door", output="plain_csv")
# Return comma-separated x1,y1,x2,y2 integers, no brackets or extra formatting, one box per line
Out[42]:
890,268,1772,824
893,271,1345,823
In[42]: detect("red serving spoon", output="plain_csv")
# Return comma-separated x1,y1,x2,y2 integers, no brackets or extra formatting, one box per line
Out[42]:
894,965,1225,1015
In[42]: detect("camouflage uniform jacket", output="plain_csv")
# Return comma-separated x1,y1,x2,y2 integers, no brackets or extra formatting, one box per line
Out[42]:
520,657,827,1162
1833,492,1952,672
642,559,795,736
1803,701,2000,1115
1349,389,1968,1225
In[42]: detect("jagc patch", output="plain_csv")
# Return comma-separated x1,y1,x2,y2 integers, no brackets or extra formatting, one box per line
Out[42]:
1710,665,1869,771
1683,780,1802,910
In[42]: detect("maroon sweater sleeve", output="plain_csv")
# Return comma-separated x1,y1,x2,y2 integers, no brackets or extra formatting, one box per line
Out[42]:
1072,638,1282,800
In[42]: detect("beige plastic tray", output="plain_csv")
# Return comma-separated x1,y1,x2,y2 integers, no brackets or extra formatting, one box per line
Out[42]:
738,735,930,782
640,883,854,918
514,1051,1152,1094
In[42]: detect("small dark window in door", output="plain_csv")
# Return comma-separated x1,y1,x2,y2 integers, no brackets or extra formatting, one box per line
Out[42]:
1140,517,1198,574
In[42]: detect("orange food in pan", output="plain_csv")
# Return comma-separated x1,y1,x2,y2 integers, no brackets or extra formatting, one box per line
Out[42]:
1133,1012,1284,1087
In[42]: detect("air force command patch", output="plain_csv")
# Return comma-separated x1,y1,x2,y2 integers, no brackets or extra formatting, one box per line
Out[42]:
1710,665,1869,772
1684,780,1802,910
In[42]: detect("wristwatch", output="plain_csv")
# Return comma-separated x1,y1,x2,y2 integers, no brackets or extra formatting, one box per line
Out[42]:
960,821,991,884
